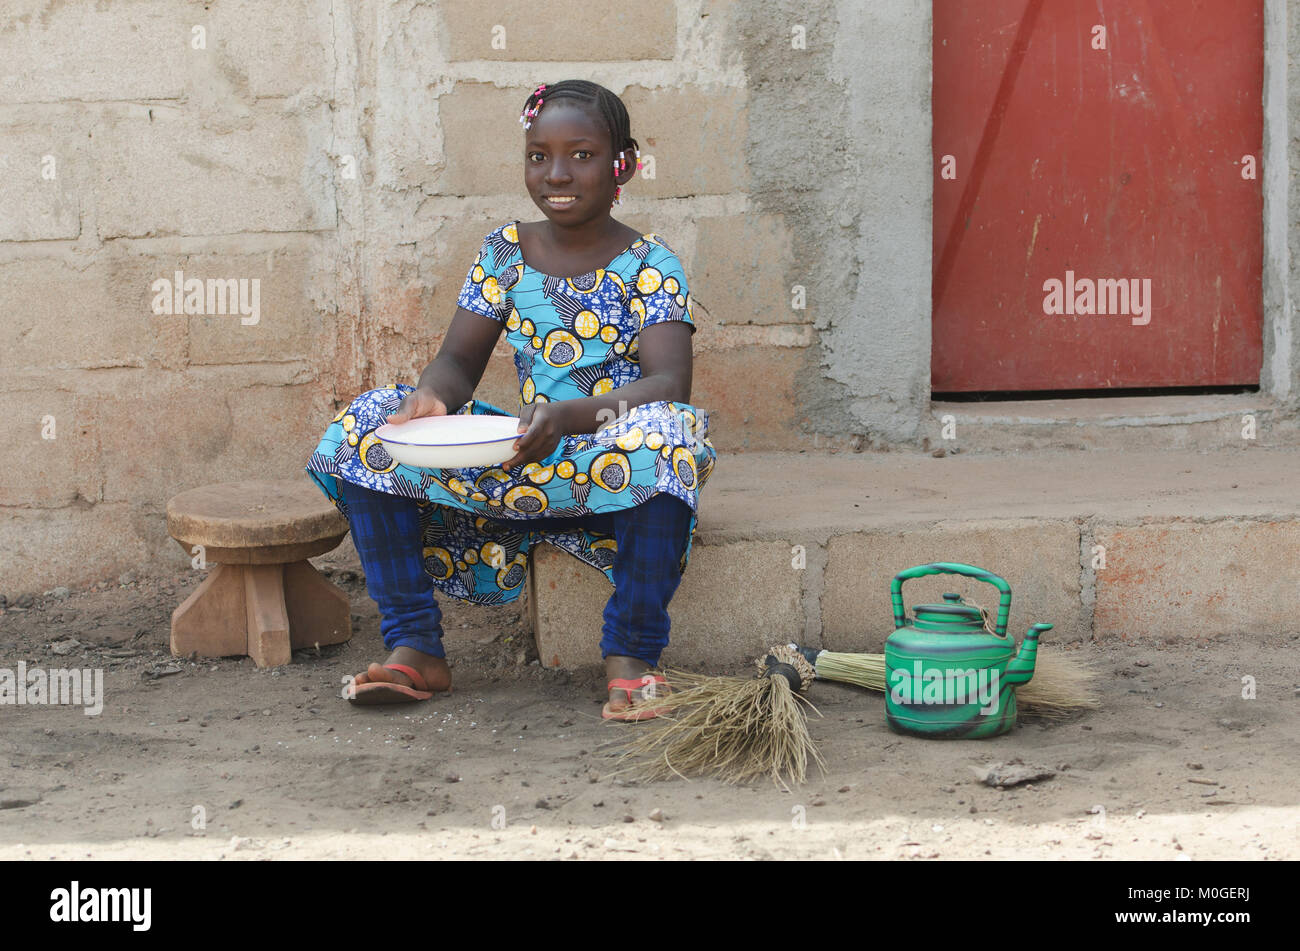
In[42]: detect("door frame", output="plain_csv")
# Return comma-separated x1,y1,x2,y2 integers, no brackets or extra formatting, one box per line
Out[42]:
1261,0,1291,402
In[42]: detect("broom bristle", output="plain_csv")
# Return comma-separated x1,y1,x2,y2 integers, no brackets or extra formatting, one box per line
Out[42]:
812,648,1098,717
811,651,886,689
612,670,825,791
1016,651,1100,716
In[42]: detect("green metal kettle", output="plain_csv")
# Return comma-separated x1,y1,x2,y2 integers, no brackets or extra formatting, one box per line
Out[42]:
885,562,1052,739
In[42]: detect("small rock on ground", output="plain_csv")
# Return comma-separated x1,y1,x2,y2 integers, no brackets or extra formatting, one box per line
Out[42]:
974,759,1056,788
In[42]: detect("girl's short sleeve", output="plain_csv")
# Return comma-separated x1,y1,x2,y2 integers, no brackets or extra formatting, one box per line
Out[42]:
456,228,511,324
630,244,696,336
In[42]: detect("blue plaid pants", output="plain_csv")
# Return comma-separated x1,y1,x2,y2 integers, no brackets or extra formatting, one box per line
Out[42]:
338,479,694,666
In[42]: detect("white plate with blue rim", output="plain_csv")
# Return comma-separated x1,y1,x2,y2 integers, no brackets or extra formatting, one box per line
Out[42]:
375,415,521,469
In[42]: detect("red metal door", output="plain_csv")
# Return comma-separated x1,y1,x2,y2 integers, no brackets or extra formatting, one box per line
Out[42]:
932,0,1264,392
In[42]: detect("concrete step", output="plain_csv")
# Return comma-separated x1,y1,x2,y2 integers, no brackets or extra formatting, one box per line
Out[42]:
925,393,1300,453
529,446,1300,668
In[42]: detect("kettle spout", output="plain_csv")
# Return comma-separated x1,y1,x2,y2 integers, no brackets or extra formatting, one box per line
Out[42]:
1003,623,1052,686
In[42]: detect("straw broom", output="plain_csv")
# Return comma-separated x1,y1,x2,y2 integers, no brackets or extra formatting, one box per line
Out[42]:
793,644,1098,717
611,645,825,791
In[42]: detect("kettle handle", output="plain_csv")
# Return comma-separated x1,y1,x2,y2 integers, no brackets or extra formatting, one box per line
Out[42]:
891,563,1013,637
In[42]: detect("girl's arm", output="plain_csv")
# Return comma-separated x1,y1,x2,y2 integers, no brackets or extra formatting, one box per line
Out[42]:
555,321,694,435
390,307,503,422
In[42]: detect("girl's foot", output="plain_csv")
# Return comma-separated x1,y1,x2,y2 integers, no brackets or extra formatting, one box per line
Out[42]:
353,646,453,694
604,654,660,715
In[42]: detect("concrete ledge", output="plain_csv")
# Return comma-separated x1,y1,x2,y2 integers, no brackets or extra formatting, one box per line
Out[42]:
927,394,1296,453
529,538,804,670
527,448,1300,668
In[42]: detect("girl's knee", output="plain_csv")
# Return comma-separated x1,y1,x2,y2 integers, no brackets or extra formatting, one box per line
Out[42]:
356,385,405,404
344,385,408,428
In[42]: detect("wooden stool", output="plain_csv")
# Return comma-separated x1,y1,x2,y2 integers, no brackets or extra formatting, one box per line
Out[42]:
166,479,352,667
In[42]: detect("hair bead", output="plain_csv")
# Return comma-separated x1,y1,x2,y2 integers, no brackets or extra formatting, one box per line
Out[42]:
519,84,549,130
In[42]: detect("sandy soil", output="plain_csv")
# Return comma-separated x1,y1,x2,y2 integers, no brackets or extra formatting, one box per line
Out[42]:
1,568,1298,861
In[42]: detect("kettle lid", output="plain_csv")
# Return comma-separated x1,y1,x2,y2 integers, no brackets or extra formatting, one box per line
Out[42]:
911,592,985,628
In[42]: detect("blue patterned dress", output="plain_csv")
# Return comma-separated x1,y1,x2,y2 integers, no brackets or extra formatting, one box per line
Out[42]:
305,222,718,605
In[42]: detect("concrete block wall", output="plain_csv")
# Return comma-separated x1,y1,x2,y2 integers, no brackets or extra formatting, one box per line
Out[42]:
2,0,850,593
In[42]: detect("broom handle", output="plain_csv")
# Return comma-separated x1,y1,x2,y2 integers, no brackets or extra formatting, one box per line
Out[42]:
891,563,1013,637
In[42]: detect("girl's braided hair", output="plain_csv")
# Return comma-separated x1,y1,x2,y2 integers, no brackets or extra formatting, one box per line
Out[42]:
520,80,639,161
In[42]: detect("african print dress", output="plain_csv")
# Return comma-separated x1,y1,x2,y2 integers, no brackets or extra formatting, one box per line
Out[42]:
305,222,717,605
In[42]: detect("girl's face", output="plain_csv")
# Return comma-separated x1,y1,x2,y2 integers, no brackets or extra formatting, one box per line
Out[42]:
524,102,626,226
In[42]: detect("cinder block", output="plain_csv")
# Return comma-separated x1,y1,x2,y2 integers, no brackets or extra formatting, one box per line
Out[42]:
530,537,802,669
0,122,83,241
96,382,321,505
0,502,150,594
441,2,676,61
0,253,188,372
95,110,333,238
0,2,189,103
94,385,229,507
0,1,331,105
436,83,530,196
822,521,1084,654
218,382,335,477
1093,519,1300,640
619,86,749,197
1,390,92,508
691,343,812,451
691,214,800,325
359,245,457,387
185,243,322,365
212,0,333,98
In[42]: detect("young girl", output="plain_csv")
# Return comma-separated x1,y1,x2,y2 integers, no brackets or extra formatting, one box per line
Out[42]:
306,80,716,720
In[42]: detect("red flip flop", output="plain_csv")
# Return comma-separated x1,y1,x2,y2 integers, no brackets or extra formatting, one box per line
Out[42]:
602,674,671,722
347,663,440,705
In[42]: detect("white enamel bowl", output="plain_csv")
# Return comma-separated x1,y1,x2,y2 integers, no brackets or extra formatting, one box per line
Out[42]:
375,415,521,468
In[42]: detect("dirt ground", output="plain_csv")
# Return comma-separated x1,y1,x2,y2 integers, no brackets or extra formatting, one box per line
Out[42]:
1,568,1298,861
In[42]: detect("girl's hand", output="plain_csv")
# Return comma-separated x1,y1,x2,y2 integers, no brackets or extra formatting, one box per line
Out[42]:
387,386,449,425
502,403,563,470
